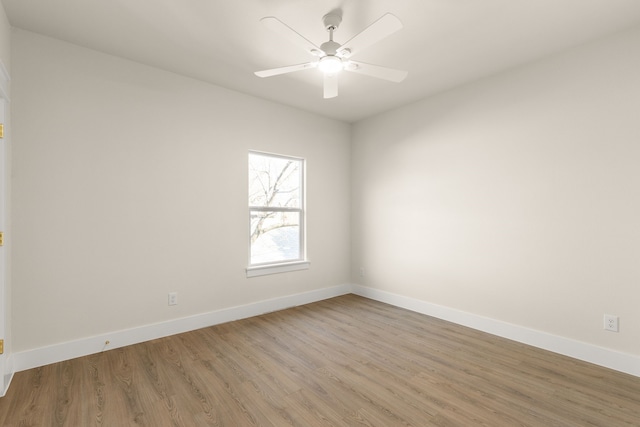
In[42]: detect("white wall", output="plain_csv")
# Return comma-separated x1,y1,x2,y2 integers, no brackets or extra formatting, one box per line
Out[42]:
11,30,351,353
352,25,640,357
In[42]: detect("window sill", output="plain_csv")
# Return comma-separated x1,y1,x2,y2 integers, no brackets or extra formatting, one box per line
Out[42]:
246,261,310,278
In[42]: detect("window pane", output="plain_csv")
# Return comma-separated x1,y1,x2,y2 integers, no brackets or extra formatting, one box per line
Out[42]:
249,153,301,208
250,210,301,264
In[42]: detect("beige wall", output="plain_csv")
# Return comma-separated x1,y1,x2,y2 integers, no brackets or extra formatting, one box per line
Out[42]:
10,19,640,363
351,25,640,356
0,2,11,366
0,5,9,71
11,30,351,352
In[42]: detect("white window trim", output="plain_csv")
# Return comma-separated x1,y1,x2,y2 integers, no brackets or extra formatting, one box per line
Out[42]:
247,151,308,276
246,260,310,278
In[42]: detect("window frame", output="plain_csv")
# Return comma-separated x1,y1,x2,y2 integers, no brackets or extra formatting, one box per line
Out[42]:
246,151,309,277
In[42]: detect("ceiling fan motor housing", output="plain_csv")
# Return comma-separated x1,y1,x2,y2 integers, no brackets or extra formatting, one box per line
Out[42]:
320,40,341,55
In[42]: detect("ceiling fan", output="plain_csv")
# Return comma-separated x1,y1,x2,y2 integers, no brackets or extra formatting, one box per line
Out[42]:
254,12,408,99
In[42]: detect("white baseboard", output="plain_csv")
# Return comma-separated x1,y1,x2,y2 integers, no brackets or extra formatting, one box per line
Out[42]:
13,284,351,373
351,285,640,377
12,284,639,378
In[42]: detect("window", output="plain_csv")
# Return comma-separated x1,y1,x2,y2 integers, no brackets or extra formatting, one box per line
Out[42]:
247,151,308,276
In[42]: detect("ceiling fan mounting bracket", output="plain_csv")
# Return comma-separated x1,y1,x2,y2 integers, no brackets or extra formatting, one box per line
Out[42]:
322,13,342,31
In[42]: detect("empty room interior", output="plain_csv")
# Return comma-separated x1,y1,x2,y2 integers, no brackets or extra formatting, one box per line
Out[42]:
0,0,639,425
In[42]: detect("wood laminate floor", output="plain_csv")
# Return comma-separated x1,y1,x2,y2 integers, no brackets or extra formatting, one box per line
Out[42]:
0,294,638,426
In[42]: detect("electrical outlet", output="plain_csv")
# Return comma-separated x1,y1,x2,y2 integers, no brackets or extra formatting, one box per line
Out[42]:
360,267,365,277
604,314,619,332
168,292,178,306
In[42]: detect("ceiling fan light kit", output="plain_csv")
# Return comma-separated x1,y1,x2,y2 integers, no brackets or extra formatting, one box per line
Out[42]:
255,11,407,99
318,55,343,74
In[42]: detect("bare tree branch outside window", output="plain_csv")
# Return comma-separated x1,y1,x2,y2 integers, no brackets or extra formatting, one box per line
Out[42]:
249,152,304,265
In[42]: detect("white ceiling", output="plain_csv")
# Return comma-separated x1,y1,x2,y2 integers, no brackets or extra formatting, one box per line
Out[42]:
3,0,640,122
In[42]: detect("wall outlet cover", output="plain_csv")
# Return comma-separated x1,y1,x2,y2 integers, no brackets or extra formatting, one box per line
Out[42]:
168,292,178,306
604,314,619,332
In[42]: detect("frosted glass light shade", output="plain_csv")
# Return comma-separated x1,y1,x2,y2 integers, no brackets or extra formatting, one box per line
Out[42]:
318,56,343,74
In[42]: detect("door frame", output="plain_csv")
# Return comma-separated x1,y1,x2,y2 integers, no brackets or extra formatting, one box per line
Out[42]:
0,59,11,396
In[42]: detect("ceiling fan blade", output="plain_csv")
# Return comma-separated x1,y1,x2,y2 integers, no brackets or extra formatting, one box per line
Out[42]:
260,16,321,54
337,13,402,57
255,62,317,78
324,74,338,99
345,61,407,82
